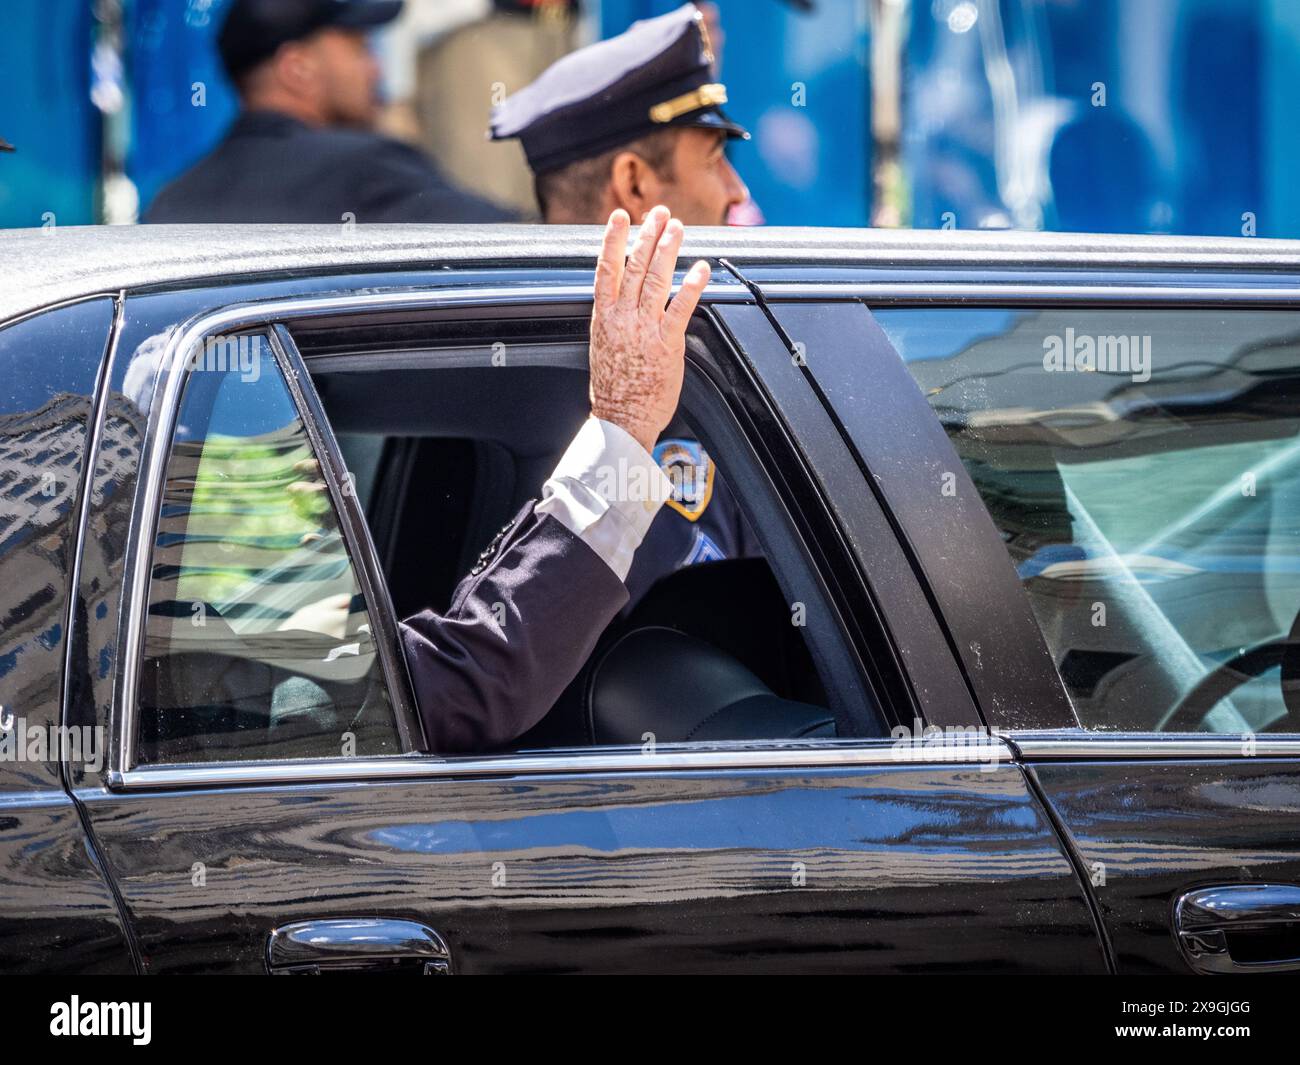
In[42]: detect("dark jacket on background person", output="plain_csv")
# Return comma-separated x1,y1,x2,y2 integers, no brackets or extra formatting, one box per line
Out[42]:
144,110,513,224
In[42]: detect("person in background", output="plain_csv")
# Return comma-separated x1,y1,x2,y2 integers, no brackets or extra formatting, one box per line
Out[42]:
145,0,511,224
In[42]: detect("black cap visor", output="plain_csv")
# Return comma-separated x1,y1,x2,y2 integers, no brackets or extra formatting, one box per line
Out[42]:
676,107,749,141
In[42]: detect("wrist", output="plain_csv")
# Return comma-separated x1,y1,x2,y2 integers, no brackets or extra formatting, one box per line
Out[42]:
590,407,658,455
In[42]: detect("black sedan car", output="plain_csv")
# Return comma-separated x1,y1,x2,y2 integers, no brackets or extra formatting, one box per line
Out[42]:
3,224,1300,974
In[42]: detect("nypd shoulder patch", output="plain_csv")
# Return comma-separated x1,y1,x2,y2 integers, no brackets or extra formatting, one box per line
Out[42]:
653,438,715,522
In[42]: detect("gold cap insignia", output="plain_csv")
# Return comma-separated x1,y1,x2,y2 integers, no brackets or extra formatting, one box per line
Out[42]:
649,83,728,125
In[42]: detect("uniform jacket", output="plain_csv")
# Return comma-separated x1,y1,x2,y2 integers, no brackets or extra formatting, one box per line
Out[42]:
399,499,626,754
399,428,758,753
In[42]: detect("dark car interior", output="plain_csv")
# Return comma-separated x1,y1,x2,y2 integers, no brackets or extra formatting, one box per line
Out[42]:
309,329,843,752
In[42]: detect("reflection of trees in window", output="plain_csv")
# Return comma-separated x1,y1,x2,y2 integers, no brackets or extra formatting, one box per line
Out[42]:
137,352,398,766
154,422,353,631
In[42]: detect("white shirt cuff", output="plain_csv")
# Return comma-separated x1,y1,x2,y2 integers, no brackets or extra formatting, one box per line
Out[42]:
535,416,675,582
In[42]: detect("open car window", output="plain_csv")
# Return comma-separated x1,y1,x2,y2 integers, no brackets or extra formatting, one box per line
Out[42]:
309,324,875,752
880,306,1300,735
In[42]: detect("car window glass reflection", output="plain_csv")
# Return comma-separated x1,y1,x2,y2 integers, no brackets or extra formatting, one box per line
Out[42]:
138,334,400,764
882,307,1300,735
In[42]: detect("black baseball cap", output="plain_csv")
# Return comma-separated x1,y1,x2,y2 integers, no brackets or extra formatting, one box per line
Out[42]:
218,0,404,78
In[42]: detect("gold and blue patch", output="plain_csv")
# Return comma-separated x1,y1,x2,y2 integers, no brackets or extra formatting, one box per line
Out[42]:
653,438,715,522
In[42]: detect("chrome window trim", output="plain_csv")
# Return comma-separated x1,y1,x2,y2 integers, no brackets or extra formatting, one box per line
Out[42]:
0,290,127,332
1009,731,1300,760
63,293,125,777
757,283,1300,305
267,324,422,750
107,737,1014,791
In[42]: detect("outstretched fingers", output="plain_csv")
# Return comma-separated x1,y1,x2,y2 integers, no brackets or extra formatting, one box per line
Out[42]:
618,205,669,307
662,260,711,338
641,217,684,312
593,209,630,308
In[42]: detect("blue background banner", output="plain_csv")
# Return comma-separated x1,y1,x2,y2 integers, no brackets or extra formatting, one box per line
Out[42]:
1,0,1297,236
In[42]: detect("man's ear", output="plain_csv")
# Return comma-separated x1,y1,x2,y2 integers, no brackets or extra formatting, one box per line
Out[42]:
608,150,664,223
274,40,318,96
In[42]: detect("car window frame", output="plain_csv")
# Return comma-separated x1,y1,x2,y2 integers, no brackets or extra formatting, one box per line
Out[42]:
712,298,982,732
308,319,886,739
114,310,424,780
296,303,891,739
108,280,993,791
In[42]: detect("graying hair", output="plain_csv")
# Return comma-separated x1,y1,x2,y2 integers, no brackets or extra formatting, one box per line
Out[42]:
534,129,679,221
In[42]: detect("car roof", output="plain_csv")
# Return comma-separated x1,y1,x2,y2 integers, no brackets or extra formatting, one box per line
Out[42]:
2,223,1298,325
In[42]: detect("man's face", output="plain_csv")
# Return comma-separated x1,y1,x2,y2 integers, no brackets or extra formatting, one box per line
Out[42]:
652,128,747,226
303,28,383,127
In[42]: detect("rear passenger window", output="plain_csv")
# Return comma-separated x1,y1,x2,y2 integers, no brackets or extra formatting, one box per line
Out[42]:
137,333,400,764
881,307,1300,735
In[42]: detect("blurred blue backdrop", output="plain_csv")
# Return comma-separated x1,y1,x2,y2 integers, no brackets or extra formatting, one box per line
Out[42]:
1,0,1297,236
0,2,99,228
127,0,241,215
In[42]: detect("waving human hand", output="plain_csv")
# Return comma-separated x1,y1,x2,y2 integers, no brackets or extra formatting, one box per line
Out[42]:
588,206,710,454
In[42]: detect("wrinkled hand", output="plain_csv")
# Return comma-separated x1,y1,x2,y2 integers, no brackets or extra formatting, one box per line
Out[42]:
588,206,710,454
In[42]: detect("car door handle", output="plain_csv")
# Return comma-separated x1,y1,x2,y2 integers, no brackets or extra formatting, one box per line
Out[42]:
266,918,453,975
1173,884,1300,974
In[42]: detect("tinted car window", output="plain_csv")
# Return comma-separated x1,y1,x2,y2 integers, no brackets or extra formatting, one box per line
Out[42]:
137,334,399,764
879,306,1300,734
0,298,113,788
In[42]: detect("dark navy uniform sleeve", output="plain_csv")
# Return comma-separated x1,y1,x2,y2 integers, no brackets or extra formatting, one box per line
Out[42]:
399,499,628,753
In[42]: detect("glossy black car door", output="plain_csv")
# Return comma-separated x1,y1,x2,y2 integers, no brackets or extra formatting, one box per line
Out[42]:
770,287,1300,975
68,282,1105,974
0,298,135,973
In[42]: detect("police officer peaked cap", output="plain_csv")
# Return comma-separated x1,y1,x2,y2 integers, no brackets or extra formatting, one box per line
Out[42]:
489,3,749,175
